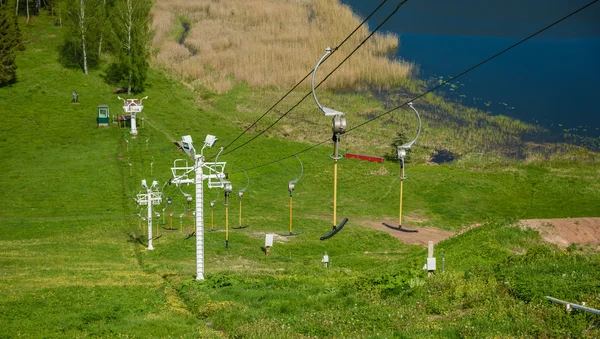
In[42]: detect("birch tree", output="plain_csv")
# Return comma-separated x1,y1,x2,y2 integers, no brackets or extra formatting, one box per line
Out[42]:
0,0,23,85
61,0,101,74
107,0,150,94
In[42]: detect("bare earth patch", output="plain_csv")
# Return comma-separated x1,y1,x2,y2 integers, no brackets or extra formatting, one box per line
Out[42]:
360,218,456,247
360,217,600,249
520,218,600,249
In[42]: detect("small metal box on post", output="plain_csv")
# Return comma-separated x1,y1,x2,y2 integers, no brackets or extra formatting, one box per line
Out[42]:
322,252,330,268
423,241,436,277
97,104,109,126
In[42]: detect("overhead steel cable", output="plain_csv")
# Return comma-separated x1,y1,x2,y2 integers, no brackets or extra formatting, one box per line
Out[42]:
221,0,409,157
216,0,393,155
229,0,598,174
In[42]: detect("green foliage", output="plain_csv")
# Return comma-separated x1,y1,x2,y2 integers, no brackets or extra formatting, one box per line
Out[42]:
0,1,23,85
385,131,413,161
105,0,151,93
495,248,600,303
60,0,103,72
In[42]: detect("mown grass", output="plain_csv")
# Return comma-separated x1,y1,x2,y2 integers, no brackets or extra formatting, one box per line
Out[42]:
1,10,599,338
0,15,220,338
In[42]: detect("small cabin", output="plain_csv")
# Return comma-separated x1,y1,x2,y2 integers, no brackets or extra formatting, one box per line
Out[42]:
97,104,109,126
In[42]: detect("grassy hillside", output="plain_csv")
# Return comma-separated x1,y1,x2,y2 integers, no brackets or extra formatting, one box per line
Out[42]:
0,9,599,338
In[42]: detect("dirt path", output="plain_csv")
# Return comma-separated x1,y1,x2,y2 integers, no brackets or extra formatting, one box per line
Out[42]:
521,218,600,249
362,217,600,249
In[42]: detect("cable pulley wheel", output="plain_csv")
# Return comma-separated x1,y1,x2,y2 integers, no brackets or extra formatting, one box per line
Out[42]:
331,115,347,135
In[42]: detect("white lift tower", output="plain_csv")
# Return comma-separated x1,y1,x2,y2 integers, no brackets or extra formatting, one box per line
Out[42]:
170,134,227,280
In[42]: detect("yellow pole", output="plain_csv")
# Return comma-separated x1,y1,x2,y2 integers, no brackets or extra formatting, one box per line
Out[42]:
155,217,159,238
333,158,338,230
168,206,172,229
179,216,183,234
226,205,229,245
211,208,214,231
129,165,132,177
399,180,404,226
289,195,293,234
187,208,191,235
239,199,242,227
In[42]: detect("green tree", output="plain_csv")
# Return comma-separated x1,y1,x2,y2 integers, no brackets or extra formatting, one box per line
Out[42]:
61,0,102,74
387,131,413,162
106,0,151,94
0,0,23,86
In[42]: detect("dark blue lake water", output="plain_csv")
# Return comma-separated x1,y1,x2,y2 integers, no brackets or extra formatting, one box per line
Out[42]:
341,0,600,137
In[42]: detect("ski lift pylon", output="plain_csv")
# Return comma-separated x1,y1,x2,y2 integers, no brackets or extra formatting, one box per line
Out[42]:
233,171,250,230
312,47,348,240
382,102,422,233
281,155,303,236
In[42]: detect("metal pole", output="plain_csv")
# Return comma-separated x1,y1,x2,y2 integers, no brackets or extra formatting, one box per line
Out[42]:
168,205,172,229
187,202,191,235
428,241,434,277
239,198,242,227
546,296,600,315
211,206,214,231
399,180,403,226
289,195,293,234
332,139,339,230
147,190,154,250
195,155,205,280
131,112,137,136
225,205,229,248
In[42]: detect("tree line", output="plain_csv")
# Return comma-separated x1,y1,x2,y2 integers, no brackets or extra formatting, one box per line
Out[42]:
1,0,151,94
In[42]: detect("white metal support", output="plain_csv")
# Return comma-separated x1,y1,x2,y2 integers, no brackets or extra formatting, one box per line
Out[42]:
147,188,154,250
195,154,205,280
135,180,162,250
171,135,226,281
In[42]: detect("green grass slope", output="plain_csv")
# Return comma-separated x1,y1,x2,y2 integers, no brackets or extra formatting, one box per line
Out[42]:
0,14,599,338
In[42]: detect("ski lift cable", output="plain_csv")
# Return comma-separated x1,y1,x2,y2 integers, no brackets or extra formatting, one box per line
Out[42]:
228,0,597,175
216,0,394,154
219,0,409,158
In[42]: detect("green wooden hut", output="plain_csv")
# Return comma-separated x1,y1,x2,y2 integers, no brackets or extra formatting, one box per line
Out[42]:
97,104,109,126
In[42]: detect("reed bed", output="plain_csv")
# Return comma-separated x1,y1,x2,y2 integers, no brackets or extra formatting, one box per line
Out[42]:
152,0,413,93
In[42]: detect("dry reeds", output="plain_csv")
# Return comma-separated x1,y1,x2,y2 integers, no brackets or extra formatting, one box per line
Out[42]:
152,0,413,93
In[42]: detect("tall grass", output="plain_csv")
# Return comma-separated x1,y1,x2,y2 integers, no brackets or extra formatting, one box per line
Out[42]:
151,0,413,93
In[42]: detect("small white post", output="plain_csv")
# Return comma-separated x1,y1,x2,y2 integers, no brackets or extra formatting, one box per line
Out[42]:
427,241,435,277
265,234,274,256
147,188,154,250
322,252,329,268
